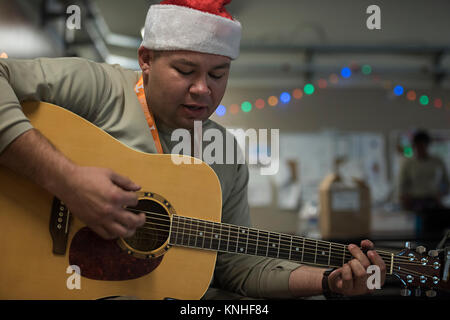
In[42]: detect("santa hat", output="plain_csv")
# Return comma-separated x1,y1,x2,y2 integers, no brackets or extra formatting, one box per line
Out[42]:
141,0,241,59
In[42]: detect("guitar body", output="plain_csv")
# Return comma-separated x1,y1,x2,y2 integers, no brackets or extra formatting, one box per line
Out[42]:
0,102,222,300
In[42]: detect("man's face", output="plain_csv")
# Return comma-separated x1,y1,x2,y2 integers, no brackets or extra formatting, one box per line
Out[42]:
138,48,231,130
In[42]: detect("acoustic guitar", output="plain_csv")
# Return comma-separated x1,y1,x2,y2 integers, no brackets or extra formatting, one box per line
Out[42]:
0,102,448,299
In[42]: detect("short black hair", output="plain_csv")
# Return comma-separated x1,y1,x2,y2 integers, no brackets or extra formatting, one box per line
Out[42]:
412,129,431,145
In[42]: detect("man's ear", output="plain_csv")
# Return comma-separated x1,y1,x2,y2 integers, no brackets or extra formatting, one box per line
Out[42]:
138,46,153,74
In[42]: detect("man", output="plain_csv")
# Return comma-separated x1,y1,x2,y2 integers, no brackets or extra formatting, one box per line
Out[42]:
0,0,385,299
399,129,450,237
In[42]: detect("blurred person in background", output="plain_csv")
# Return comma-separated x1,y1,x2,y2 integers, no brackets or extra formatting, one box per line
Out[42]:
399,129,450,237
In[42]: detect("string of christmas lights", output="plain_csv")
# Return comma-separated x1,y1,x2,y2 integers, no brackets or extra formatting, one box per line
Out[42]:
216,64,450,117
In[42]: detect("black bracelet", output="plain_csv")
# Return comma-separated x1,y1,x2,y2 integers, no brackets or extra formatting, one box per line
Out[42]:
321,268,343,299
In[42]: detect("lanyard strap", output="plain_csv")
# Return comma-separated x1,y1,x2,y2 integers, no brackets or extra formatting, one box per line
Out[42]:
134,75,164,154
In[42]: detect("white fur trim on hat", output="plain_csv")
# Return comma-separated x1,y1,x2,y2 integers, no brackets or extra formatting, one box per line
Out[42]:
141,4,241,59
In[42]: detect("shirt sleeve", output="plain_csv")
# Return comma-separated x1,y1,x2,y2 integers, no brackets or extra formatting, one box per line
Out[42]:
0,57,136,154
211,161,302,299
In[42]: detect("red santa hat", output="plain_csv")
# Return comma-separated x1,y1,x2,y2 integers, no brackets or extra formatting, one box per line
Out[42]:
141,0,241,59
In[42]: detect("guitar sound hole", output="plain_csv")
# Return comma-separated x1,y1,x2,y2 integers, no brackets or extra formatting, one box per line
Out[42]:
124,199,170,252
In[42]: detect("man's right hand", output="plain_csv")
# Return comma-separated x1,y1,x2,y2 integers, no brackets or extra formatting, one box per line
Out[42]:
0,129,146,241
61,166,146,240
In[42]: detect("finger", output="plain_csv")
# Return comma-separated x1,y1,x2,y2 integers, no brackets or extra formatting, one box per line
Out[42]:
348,244,371,269
341,264,353,292
107,221,135,239
349,259,368,290
328,268,343,291
360,239,375,250
109,187,139,208
114,209,146,230
367,250,387,284
110,172,141,191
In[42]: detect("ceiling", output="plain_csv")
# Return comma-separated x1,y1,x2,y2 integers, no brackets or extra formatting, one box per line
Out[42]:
1,0,450,89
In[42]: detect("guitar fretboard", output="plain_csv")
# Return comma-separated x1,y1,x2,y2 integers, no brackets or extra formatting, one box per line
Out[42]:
168,215,392,270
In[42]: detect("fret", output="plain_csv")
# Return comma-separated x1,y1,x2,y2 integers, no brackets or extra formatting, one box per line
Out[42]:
267,232,280,258
180,216,189,247
277,234,281,257
257,231,269,257
290,237,303,262
301,237,305,262
211,222,220,250
314,241,318,264
389,253,394,275
195,219,205,248
315,241,331,266
256,230,259,255
228,225,238,253
288,236,293,260
302,239,317,264
188,219,198,248
328,243,331,266
329,244,344,267
219,224,230,253
236,226,249,254
279,234,291,260
246,228,257,255
169,215,179,245
244,227,249,254
204,221,213,249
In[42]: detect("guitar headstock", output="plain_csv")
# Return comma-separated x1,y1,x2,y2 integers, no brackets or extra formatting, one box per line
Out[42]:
392,242,449,297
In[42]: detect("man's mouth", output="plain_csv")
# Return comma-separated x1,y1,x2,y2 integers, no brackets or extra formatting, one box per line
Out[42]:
181,104,209,117
182,104,208,110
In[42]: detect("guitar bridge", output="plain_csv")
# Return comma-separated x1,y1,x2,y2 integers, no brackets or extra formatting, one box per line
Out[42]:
49,197,71,255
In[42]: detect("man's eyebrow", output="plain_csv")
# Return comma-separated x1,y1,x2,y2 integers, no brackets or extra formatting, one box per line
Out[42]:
173,59,230,70
174,59,197,67
212,62,231,70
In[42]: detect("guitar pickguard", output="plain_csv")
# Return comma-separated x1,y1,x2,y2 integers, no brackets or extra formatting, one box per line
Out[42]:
69,227,163,281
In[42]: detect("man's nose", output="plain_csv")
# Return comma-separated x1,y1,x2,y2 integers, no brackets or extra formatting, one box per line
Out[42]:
189,75,211,96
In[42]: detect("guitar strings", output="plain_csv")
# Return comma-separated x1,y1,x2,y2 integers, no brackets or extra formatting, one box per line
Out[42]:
136,223,431,271
138,225,436,271
134,208,415,261
139,220,431,267
154,224,428,266
129,222,438,278
126,208,435,266
129,207,418,259
136,208,362,253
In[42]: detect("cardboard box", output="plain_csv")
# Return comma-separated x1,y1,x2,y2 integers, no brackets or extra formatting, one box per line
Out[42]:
319,173,371,240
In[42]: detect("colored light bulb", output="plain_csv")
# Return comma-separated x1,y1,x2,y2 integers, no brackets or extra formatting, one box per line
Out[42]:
280,92,291,104
304,84,315,95
241,101,252,113
215,104,226,117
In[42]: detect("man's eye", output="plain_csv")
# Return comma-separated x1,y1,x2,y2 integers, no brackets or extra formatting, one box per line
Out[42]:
175,68,193,76
209,73,224,79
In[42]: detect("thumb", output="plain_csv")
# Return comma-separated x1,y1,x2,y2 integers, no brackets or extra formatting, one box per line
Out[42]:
110,172,141,191
328,268,343,291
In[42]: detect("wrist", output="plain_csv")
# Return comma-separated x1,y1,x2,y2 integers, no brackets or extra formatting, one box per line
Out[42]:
288,266,326,297
321,268,343,299
44,157,79,200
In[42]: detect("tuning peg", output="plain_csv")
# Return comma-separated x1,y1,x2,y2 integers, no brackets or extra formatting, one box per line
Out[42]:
425,290,436,298
428,250,439,257
414,288,422,297
400,288,411,296
416,246,426,254
405,241,412,249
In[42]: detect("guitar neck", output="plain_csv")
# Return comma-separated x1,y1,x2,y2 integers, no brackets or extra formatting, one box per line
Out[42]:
169,215,394,273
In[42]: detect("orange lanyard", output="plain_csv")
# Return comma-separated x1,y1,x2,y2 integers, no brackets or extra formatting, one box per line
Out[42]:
134,75,164,154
